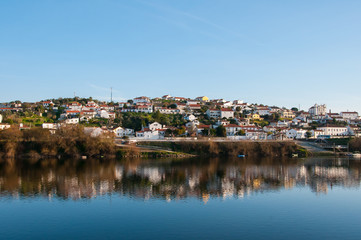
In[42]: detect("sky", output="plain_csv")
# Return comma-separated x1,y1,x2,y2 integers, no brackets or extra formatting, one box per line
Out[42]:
0,0,361,112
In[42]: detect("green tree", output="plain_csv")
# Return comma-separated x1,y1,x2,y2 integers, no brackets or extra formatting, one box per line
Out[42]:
153,110,161,122
237,129,246,136
216,125,226,137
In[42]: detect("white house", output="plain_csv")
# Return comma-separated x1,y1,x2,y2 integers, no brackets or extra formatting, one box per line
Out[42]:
341,112,359,120
221,109,234,119
222,101,233,108
148,122,163,131
206,109,221,118
83,101,99,110
224,124,243,136
97,110,115,119
277,120,291,127
135,105,153,113
316,125,350,136
0,114,2,123
326,112,344,122
67,102,82,111
133,96,151,104
65,118,79,124
245,130,267,140
256,107,270,116
65,110,80,117
0,123,11,130
196,124,211,134
113,127,134,138
158,108,180,114
136,129,163,139
286,129,308,139
41,100,54,108
207,109,234,119
99,104,115,112
184,114,196,121
311,130,323,139
187,104,201,110
162,95,172,100
281,110,295,119
233,100,244,105
42,123,57,129
186,120,200,128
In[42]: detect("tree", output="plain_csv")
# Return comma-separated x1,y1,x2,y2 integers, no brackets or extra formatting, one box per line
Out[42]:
271,113,280,121
200,105,209,113
201,129,209,136
153,110,161,122
216,125,226,137
237,129,246,136
230,119,237,124
291,107,298,112
305,131,312,139
165,129,173,137
169,104,177,109
176,126,186,136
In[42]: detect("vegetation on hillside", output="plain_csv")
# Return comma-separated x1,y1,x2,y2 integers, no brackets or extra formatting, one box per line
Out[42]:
0,126,115,159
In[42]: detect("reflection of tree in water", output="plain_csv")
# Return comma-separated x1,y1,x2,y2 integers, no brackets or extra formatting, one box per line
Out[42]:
0,157,361,201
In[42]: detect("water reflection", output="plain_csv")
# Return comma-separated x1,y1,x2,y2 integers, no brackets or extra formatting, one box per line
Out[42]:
0,157,360,201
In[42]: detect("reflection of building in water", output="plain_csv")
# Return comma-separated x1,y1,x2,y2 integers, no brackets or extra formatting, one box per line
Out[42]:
222,179,235,199
310,181,328,194
114,166,123,181
1,158,361,201
284,178,295,189
136,167,163,184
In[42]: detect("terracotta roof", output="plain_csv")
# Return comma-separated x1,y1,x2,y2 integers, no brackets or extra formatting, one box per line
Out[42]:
224,124,240,128
197,124,211,128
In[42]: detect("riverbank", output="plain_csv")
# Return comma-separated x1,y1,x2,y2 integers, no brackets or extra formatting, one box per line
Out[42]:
2,126,348,160
137,140,306,158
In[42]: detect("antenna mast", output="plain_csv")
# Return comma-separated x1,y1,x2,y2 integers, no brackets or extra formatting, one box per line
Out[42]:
111,87,113,102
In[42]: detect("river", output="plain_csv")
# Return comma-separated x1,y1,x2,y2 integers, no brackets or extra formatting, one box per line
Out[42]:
0,157,361,239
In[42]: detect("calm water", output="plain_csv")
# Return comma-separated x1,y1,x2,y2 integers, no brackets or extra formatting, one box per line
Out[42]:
1,157,361,239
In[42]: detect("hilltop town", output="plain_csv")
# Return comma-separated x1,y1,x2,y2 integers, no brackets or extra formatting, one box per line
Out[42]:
0,95,360,141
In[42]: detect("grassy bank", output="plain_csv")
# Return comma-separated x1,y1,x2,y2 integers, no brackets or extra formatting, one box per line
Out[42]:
116,147,194,159
138,141,305,158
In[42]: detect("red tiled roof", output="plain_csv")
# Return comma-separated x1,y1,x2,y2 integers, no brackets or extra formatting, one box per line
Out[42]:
221,108,233,112
197,125,211,128
224,124,240,128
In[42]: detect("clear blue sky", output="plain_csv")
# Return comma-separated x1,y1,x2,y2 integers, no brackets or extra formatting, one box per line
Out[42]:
1,0,361,112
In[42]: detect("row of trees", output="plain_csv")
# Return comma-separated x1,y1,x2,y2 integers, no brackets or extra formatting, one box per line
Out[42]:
0,126,115,158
